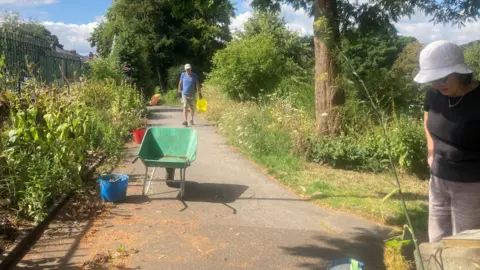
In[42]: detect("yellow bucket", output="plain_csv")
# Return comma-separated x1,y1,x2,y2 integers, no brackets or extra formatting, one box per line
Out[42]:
196,98,207,113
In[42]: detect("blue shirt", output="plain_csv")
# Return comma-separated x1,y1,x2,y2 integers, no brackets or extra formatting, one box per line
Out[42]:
181,72,198,97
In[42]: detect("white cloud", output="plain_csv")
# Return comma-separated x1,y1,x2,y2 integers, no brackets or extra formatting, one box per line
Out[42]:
280,4,312,35
0,0,57,7
229,2,313,35
94,16,106,24
395,11,480,45
229,11,252,32
42,20,98,55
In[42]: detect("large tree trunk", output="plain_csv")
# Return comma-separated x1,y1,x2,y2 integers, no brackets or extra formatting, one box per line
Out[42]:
313,0,342,134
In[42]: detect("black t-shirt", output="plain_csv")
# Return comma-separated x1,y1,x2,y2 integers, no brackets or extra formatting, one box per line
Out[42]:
424,84,480,182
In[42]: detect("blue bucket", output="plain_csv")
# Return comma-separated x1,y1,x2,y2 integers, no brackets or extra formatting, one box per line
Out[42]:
99,174,129,202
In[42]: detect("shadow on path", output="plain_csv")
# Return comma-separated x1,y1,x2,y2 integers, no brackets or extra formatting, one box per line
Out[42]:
148,107,183,113
124,181,248,214
282,227,387,270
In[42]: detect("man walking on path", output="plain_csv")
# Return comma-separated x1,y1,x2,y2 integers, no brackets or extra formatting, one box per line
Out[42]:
178,63,202,126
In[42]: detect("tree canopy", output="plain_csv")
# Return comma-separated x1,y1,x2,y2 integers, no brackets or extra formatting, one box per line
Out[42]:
236,11,313,70
208,11,314,101
88,0,234,93
251,0,480,25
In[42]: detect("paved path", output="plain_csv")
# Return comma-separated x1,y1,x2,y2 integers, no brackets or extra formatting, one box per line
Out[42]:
19,106,389,270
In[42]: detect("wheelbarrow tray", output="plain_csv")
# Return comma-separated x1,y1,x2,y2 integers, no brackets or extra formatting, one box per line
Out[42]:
141,156,191,169
136,127,198,197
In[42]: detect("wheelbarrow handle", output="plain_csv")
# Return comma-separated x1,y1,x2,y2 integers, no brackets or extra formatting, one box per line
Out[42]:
132,156,139,164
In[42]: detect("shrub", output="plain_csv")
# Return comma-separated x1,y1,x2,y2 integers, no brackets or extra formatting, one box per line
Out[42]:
208,33,285,101
87,57,123,84
311,135,384,172
385,118,428,176
464,42,480,79
163,89,181,106
0,79,145,221
237,11,314,70
311,117,428,176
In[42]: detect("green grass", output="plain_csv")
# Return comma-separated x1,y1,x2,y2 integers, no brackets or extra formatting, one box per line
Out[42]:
227,131,429,235
278,163,429,236
225,129,429,235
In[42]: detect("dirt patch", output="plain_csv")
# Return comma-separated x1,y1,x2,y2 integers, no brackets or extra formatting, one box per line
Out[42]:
58,183,106,222
82,245,139,270
0,212,34,252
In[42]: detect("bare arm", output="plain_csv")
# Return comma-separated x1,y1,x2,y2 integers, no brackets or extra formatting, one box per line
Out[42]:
424,111,434,167
178,79,182,93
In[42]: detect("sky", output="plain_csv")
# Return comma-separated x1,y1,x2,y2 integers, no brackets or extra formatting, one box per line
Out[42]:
1,0,479,55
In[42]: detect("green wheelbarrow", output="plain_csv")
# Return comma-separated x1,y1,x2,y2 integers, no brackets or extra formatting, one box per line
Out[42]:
133,127,198,198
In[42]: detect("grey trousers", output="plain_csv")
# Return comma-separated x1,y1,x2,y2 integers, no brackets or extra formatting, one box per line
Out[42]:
429,176,480,243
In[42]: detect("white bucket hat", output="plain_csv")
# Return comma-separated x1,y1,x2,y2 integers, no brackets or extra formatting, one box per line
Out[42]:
414,40,472,84
184,63,191,70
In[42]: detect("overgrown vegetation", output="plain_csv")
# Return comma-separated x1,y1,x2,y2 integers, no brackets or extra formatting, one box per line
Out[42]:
0,58,145,221
163,89,181,106
86,57,124,85
204,10,479,241
206,12,447,178
251,0,479,134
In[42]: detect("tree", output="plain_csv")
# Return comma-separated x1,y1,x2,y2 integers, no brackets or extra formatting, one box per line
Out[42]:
87,22,114,58
209,33,285,100
89,0,234,93
389,41,428,114
338,35,419,116
237,11,313,70
463,42,480,79
251,0,480,133
208,11,313,101
1,13,63,49
341,35,415,79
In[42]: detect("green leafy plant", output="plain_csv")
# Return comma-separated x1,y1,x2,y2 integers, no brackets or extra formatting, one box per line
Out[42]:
0,74,145,221
87,57,124,85
208,33,286,101
163,89,181,106
340,51,424,270
464,42,480,79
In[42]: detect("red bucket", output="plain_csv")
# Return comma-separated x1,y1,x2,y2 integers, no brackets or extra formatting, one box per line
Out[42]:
133,129,146,144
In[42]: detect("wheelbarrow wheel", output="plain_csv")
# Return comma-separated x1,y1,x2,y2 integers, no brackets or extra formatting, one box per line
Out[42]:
165,168,178,188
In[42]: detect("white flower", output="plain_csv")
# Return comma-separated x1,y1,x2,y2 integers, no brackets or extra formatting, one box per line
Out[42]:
285,104,291,113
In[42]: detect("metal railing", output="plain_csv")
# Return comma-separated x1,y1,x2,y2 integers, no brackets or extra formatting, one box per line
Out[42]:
0,31,84,90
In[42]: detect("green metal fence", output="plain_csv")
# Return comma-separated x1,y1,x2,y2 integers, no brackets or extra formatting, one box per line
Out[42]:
0,31,83,90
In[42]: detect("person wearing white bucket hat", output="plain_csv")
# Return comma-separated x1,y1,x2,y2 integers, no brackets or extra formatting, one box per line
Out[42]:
418,40,480,243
